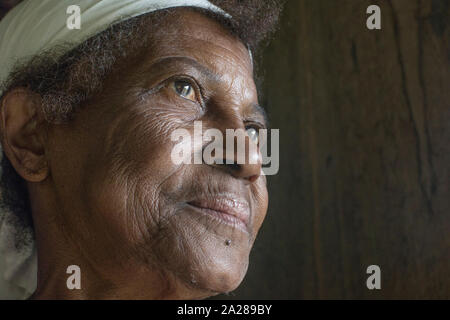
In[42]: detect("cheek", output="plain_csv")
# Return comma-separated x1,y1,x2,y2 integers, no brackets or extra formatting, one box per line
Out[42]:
77,107,187,261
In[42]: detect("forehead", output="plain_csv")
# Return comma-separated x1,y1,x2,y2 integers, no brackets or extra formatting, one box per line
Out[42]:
143,9,254,79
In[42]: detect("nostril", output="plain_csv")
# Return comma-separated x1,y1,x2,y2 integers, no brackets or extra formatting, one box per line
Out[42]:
222,162,261,183
225,163,241,172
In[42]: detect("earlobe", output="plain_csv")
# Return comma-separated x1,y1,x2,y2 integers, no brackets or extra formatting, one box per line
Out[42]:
0,88,49,182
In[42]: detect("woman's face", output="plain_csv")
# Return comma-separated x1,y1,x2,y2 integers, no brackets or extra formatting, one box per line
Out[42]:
46,10,268,297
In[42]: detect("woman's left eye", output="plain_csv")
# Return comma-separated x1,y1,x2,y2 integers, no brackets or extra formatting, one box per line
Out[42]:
246,127,259,145
172,80,196,102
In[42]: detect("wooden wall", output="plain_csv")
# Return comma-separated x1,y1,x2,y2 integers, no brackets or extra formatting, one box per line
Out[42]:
223,0,449,299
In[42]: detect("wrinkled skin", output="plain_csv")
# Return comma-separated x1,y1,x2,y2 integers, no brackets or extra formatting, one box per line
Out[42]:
0,9,268,299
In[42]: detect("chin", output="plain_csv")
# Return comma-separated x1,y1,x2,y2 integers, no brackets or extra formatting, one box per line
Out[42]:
187,252,250,296
133,198,257,298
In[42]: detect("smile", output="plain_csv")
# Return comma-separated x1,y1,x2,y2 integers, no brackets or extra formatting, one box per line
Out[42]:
187,195,250,233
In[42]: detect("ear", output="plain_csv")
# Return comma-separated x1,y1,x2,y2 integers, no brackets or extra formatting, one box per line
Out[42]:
0,88,49,182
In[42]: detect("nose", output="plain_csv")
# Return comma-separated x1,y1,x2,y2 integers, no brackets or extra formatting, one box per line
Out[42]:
205,128,263,183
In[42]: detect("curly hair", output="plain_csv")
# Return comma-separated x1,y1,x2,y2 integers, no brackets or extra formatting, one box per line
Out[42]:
0,0,283,247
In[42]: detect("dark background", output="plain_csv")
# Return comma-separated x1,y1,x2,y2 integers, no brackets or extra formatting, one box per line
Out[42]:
217,0,450,299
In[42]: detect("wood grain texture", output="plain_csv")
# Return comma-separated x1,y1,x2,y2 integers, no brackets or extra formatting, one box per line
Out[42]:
219,0,449,299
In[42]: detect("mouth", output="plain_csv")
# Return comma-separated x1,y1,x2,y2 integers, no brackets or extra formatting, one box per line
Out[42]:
187,195,250,233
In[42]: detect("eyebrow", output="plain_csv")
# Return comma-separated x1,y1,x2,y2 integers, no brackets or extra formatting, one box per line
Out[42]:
146,56,221,82
144,56,269,126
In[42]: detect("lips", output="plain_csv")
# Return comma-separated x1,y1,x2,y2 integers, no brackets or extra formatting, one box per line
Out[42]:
187,195,250,231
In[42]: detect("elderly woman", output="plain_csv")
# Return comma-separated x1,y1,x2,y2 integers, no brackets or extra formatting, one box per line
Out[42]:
0,0,281,299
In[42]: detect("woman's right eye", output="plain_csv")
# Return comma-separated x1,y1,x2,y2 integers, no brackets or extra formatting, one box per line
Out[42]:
171,80,197,102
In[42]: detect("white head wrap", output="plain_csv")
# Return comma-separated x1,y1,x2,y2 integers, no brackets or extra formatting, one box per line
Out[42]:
0,0,230,300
